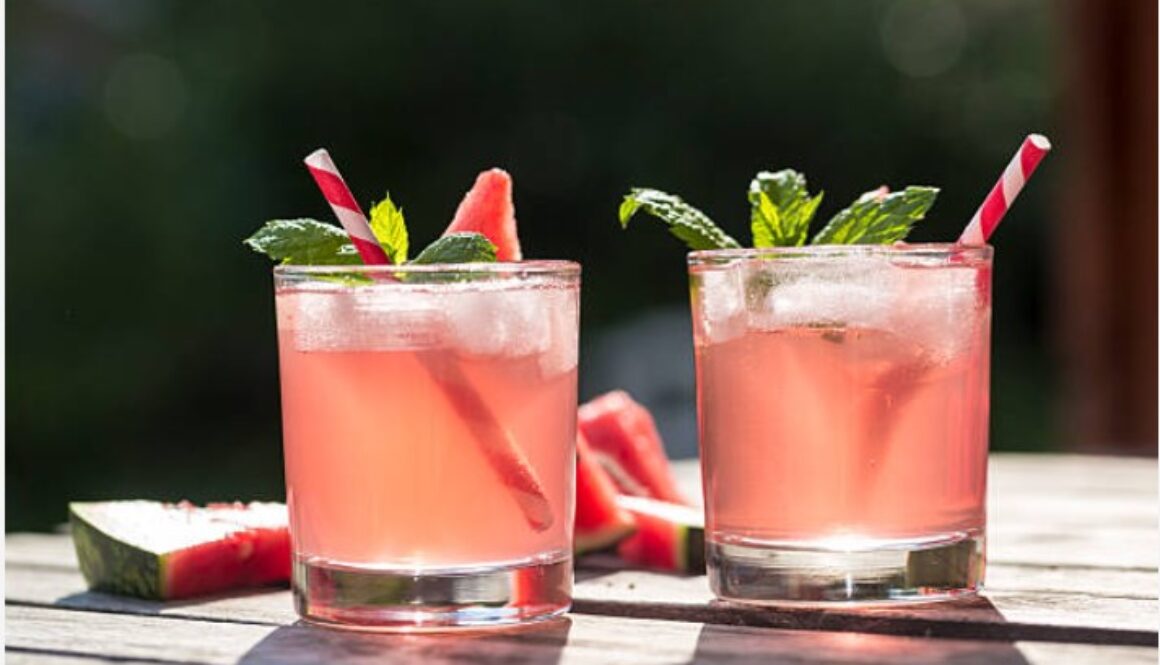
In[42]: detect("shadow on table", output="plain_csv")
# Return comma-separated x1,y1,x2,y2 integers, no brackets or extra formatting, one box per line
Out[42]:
685,595,1033,664
236,615,572,665
688,621,1034,664
53,584,289,618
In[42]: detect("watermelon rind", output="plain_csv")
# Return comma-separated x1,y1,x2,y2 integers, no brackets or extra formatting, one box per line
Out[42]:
574,434,637,555
69,500,289,600
575,520,637,555
70,502,168,599
615,495,706,574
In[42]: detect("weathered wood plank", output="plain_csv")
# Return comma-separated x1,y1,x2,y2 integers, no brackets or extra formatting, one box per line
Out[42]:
572,566,1157,645
7,560,1156,646
7,604,1157,665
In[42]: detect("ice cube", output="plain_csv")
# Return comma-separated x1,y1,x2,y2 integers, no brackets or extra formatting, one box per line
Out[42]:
751,256,897,332
693,265,746,344
444,281,553,359
538,286,580,377
279,284,447,352
888,264,980,359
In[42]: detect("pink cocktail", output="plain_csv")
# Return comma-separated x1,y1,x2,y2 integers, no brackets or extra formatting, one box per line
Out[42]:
275,262,579,628
690,245,992,603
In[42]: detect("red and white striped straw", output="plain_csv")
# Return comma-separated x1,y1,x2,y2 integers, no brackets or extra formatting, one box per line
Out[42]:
303,149,391,265
958,134,1052,245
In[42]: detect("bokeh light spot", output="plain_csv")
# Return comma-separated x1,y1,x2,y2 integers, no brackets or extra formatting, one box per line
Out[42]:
880,0,967,78
103,53,187,140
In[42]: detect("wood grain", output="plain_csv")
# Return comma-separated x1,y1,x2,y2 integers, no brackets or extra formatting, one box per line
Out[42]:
7,604,1157,665
7,542,1156,645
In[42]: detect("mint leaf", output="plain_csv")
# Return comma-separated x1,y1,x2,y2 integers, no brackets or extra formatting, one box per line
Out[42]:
619,188,741,251
748,170,823,247
243,219,362,265
811,186,938,245
410,232,497,264
368,194,408,264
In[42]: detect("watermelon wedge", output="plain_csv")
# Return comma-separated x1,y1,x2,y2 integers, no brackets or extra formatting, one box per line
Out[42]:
615,496,705,574
444,168,522,261
574,433,636,554
578,391,689,505
70,501,290,600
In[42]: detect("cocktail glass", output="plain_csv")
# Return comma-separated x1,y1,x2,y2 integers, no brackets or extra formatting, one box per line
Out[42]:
274,261,580,629
689,244,991,603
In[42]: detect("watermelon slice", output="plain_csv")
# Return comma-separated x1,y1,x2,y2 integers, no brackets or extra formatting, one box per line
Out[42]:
444,168,522,261
70,501,290,600
574,433,636,554
578,391,689,505
615,496,705,574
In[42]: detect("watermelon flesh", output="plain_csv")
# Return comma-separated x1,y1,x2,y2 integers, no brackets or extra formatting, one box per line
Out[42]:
574,433,636,554
70,501,290,600
444,168,522,261
578,391,690,505
615,495,705,574
437,168,553,531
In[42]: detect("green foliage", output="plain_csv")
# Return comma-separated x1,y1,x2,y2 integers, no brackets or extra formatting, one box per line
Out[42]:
409,232,498,264
812,186,939,245
748,170,823,248
623,174,936,250
242,219,361,265
368,194,408,264
619,189,741,251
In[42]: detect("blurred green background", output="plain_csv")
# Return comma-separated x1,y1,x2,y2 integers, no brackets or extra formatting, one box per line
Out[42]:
8,0,1156,530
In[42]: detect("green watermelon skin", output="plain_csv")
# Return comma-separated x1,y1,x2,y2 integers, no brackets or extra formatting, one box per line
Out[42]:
69,501,291,600
72,507,166,598
614,496,705,574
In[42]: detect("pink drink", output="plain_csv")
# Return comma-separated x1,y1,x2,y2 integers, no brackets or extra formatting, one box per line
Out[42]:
689,246,992,603
274,262,579,628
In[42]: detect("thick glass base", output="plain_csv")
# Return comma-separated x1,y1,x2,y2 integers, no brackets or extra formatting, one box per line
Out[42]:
293,553,572,631
707,531,983,605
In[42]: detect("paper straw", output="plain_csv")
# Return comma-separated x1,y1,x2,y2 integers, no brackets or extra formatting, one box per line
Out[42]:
303,149,391,265
959,134,1052,245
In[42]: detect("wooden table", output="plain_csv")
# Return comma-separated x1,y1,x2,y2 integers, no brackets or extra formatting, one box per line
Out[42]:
6,454,1158,663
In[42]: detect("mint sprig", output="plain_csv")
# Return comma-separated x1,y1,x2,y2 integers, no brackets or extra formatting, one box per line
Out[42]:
243,219,362,265
619,171,938,249
410,232,497,264
748,170,824,248
811,186,938,245
368,194,408,263
246,201,498,266
619,188,741,250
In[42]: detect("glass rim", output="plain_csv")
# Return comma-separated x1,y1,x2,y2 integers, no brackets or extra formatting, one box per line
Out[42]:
274,259,580,277
687,243,993,265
